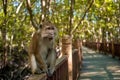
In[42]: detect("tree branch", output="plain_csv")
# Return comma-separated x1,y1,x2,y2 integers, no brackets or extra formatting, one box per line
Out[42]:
26,0,39,30
71,0,94,34
2,0,7,16
69,0,75,35
16,1,23,14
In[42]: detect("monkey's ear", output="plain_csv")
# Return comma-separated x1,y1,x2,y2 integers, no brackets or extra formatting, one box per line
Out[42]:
39,24,42,29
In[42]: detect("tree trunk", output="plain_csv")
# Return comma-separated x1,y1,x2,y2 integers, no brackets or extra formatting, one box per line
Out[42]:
69,0,74,36
1,27,7,67
2,0,8,67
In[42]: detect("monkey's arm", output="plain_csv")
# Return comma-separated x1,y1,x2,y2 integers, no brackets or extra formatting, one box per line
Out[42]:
35,53,48,72
47,49,57,76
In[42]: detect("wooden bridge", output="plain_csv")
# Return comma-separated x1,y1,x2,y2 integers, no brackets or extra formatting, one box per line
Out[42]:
28,39,120,80
78,47,120,80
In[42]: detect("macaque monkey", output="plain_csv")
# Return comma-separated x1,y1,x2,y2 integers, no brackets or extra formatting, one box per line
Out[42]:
29,21,58,76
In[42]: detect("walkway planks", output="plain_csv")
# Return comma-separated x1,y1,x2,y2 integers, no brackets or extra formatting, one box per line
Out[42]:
78,47,120,80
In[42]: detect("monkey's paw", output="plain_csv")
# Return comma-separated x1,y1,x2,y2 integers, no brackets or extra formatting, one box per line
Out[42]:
34,69,45,74
47,68,55,77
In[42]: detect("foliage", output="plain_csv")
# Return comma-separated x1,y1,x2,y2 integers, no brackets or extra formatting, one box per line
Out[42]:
0,0,119,43
0,0,120,79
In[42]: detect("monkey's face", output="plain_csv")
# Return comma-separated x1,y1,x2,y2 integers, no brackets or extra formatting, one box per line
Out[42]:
40,22,57,42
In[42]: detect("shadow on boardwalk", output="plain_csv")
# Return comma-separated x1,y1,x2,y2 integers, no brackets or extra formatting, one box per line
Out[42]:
78,47,120,80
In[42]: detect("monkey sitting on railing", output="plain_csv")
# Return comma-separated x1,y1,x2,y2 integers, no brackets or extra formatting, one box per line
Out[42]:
29,21,58,77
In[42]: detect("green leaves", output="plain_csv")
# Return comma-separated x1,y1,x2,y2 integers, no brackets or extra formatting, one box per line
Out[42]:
0,0,119,46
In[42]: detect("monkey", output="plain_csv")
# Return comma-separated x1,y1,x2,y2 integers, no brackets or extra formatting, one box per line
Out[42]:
29,21,58,77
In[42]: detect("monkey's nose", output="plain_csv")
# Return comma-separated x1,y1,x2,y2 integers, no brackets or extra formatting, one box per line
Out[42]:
49,33,54,35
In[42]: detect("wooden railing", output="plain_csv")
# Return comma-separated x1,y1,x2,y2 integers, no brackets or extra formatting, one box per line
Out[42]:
84,42,120,59
47,56,68,80
28,50,82,80
72,39,82,80
28,56,68,80
114,43,120,58
72,50,81,80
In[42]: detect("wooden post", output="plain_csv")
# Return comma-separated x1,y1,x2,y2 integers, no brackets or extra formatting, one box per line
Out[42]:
112,40,115,58
79,40,83,61
73,38,82,79
73,39,83,65
62,35,72,80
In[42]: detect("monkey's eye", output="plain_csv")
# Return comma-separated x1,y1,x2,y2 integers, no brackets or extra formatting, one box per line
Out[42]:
47,27,51,30
46,27,54,30
39,24,42,29
50,27,54,30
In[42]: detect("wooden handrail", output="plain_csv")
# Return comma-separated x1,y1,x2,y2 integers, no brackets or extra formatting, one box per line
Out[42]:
28,55,68,80
47,55,68,80
84,42,120,59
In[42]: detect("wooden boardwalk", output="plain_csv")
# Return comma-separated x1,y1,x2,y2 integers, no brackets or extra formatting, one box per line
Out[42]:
78,47,120,80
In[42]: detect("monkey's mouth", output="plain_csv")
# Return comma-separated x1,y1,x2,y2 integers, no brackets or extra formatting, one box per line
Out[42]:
43,36,53,41
48,37,53,41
